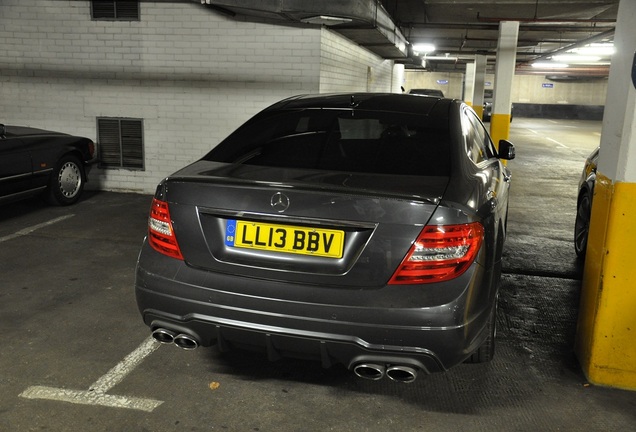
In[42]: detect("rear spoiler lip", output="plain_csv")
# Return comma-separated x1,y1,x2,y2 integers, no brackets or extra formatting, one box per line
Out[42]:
166,172,447,206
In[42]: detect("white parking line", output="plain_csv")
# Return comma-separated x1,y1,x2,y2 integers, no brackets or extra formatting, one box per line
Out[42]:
546,137,569,148
20,337,164,412
0,214,74,243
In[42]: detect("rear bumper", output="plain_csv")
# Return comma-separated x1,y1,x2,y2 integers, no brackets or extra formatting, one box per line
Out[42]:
135,241,497,373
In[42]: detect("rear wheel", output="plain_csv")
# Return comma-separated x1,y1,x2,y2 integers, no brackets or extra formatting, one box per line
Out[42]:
47,155,85,206
466,296,497,363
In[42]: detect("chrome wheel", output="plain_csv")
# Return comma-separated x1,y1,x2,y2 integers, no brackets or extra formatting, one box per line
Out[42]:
58,161,83,198
47,155,85,205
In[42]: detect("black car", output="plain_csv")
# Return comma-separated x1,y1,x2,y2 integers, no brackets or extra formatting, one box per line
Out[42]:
574,147,599,258
135,93,515,382
409,88,445,97
0,124,97,206
482,89,513,122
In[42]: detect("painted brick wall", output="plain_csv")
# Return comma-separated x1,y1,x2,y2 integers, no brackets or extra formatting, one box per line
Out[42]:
319,28,396,93
405,70,608,106
0,0,394,193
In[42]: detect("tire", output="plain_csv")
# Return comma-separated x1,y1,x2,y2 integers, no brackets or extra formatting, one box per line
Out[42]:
574,188,592,259
47,155,85,206
466,296,498,363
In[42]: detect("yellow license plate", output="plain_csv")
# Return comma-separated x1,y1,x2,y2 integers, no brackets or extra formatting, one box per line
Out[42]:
225,220,344,259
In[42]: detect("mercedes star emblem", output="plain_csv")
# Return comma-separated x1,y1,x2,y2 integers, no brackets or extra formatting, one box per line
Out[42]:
271,192,290,212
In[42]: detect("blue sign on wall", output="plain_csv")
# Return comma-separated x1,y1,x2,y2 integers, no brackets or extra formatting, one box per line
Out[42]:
437,80,449,85
542,83,554,88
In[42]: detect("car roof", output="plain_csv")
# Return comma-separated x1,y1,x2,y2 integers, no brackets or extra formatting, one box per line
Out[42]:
267,93,455,116
3,125,68,138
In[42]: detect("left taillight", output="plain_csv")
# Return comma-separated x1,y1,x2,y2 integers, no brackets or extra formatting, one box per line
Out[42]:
389,222,484,285
148,198,184,260
88,140,96,160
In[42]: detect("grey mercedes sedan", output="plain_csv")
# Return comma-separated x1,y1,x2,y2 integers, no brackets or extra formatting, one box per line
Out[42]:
135,93,515,382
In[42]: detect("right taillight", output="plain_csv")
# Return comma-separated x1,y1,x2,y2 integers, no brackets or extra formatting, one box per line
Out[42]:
148,198,184,260
389,222,484,284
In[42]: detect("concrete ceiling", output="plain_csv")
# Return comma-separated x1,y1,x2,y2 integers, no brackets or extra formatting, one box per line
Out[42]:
200,0,619,77
380,0,618,76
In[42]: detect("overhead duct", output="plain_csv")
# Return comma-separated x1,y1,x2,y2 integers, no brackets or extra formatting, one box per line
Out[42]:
197,0,409,59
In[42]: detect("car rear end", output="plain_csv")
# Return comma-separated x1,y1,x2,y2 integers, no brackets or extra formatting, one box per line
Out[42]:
135,94,498,380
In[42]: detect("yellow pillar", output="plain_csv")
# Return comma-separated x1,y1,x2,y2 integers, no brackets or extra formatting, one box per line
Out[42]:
490,21,518,148
575,0,636,390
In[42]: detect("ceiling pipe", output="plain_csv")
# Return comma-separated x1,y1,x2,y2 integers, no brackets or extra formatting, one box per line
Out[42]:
476,13,615,24
523,28,615,65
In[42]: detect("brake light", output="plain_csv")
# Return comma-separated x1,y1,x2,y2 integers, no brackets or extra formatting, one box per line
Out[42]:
389,222,484,284
148,198,184,260
88,140,96,159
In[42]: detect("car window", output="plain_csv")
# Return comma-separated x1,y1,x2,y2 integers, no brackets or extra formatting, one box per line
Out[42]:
205,109,451,177
463,108,496,165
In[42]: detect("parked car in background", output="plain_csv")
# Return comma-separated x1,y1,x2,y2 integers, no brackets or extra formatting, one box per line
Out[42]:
408,88,445,97
135,93,515,382
482,89,514,122
0,124,97,206
574,146,599,258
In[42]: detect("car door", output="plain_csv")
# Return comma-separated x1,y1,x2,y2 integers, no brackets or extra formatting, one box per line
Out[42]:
463,107,510,223
0,134,33,201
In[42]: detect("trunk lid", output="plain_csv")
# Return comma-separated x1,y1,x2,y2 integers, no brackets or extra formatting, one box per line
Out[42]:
163,161,448,288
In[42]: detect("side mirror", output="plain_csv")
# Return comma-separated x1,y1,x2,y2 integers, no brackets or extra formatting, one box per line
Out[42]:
0,124,5,138
498,139,515,160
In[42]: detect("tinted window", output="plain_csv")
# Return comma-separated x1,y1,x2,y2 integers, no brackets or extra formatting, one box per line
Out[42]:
463,109,496,165
205,109,451,177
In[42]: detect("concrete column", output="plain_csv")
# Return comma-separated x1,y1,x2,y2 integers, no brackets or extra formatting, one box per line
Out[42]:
490,21,519,148
575,0,636,390
392,63,405,93
473,55,487,119
464,62,475,107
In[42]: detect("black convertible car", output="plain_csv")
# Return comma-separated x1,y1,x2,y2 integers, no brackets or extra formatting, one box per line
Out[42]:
0,124,97,206
135,93,515,382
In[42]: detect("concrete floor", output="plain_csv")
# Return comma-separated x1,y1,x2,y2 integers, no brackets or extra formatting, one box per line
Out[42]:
1,119,635,431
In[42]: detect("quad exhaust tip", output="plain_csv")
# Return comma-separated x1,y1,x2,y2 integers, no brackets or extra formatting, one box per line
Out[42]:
353,363,386,381
151,329,416,380
386,365,417,383
152,328,199,350
353,363,418,383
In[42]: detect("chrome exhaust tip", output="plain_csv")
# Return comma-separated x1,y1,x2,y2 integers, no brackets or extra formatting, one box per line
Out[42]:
386,365,418,383
173,333,199,350
353,363,386,381
152,328,176,344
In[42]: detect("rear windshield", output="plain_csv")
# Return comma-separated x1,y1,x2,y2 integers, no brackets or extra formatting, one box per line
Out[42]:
204,108,451,176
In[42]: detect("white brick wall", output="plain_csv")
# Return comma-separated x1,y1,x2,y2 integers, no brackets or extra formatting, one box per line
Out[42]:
319,28,396,93
405,70,609,105
0,0,396,193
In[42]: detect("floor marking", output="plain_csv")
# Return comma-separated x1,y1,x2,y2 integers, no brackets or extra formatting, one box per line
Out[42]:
20,337,164,412
0,214,74,243
546,137,568,148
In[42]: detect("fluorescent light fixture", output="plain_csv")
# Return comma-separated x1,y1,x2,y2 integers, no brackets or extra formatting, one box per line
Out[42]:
300,15,352,26
532,62,569,68
424,55,458,61
574,43,615,56
412,43,436,54
552,55,602,63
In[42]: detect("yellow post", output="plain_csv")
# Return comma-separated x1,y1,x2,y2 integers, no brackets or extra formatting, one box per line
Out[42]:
490,21,518,144
490,113,511,150
574,0,636,390
576,176,636,389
